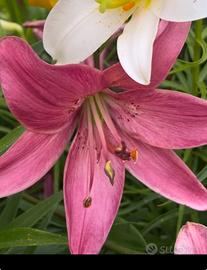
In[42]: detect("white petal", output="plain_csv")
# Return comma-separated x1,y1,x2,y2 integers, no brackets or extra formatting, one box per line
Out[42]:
151,0,207,22
117,9,159,85
43,0,133,64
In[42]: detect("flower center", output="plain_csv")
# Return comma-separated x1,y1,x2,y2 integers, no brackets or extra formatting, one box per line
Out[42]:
85,93,138,185
96,0,152,12
82,93,138,208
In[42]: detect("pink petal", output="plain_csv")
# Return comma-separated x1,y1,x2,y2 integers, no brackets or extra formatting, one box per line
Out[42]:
175,222,207,254
103,21,190,90
23,20,45,30
106,89,207,149
124,136,207,211
64,122,125,254
0,37,106,133
0,126,73,198
23,20,45,39
24,20,44,39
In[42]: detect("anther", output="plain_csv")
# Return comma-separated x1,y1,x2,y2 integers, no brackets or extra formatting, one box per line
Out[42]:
115,141,138,162
130,149,138,163
83,196,92,208
104,160,115,185
123,1,135,11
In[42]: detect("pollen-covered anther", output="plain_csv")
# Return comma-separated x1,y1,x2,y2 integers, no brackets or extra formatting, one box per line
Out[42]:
104,160,115,185
115,141,138,163
130,149,138,163
83,196,92,208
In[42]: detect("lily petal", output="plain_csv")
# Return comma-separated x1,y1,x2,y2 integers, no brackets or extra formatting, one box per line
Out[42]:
0,126,73,198
124,137,207,211
64,121,125,254
175,222,207,254
152,0,207,22
117,9,159,84
23,20,45,39
104,22,190,90
0,37,105,134
43,0,133,64
106,89,207,149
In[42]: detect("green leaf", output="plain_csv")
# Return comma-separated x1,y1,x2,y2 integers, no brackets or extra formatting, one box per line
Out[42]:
198,165,207,182
0,194,22,229
170,39,207,75
0,227,67,249
32,41,53,63
0,125,24,155
141,209,191,236
9,191,63,228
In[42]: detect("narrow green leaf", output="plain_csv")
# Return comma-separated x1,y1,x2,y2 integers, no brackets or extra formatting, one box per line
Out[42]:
0,125,24,155
9,191,63,228
0,194,21,229
0,227,67,249
198,165,207,182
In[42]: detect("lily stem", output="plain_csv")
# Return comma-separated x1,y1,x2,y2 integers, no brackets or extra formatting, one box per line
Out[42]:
192,19,203,96
176,205,185,236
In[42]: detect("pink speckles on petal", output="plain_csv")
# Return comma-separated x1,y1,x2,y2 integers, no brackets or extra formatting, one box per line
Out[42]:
0,37,106,134
107,89,207,149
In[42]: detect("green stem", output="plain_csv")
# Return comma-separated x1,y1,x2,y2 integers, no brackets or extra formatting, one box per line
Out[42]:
53,163,60,193
176,205,185,236
176,149,192,236
190,211,199,223
192,19,203,96
4,0,16,23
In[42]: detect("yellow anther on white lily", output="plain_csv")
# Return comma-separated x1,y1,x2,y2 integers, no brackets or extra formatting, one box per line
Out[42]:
96,0,151,12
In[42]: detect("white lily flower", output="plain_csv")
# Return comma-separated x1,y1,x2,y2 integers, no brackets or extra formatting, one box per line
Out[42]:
43,0,207,84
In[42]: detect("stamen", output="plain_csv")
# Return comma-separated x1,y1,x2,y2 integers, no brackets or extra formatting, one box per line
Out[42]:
115,141,138,162
104,160,115,185
89,96,108,156
86,102,95,191
130,149,138,163
94,94,121,144
83,196,92,208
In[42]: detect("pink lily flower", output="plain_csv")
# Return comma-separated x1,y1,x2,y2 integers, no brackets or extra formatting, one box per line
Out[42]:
1,22,207,254
23,20,45,39
175,222,207,254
